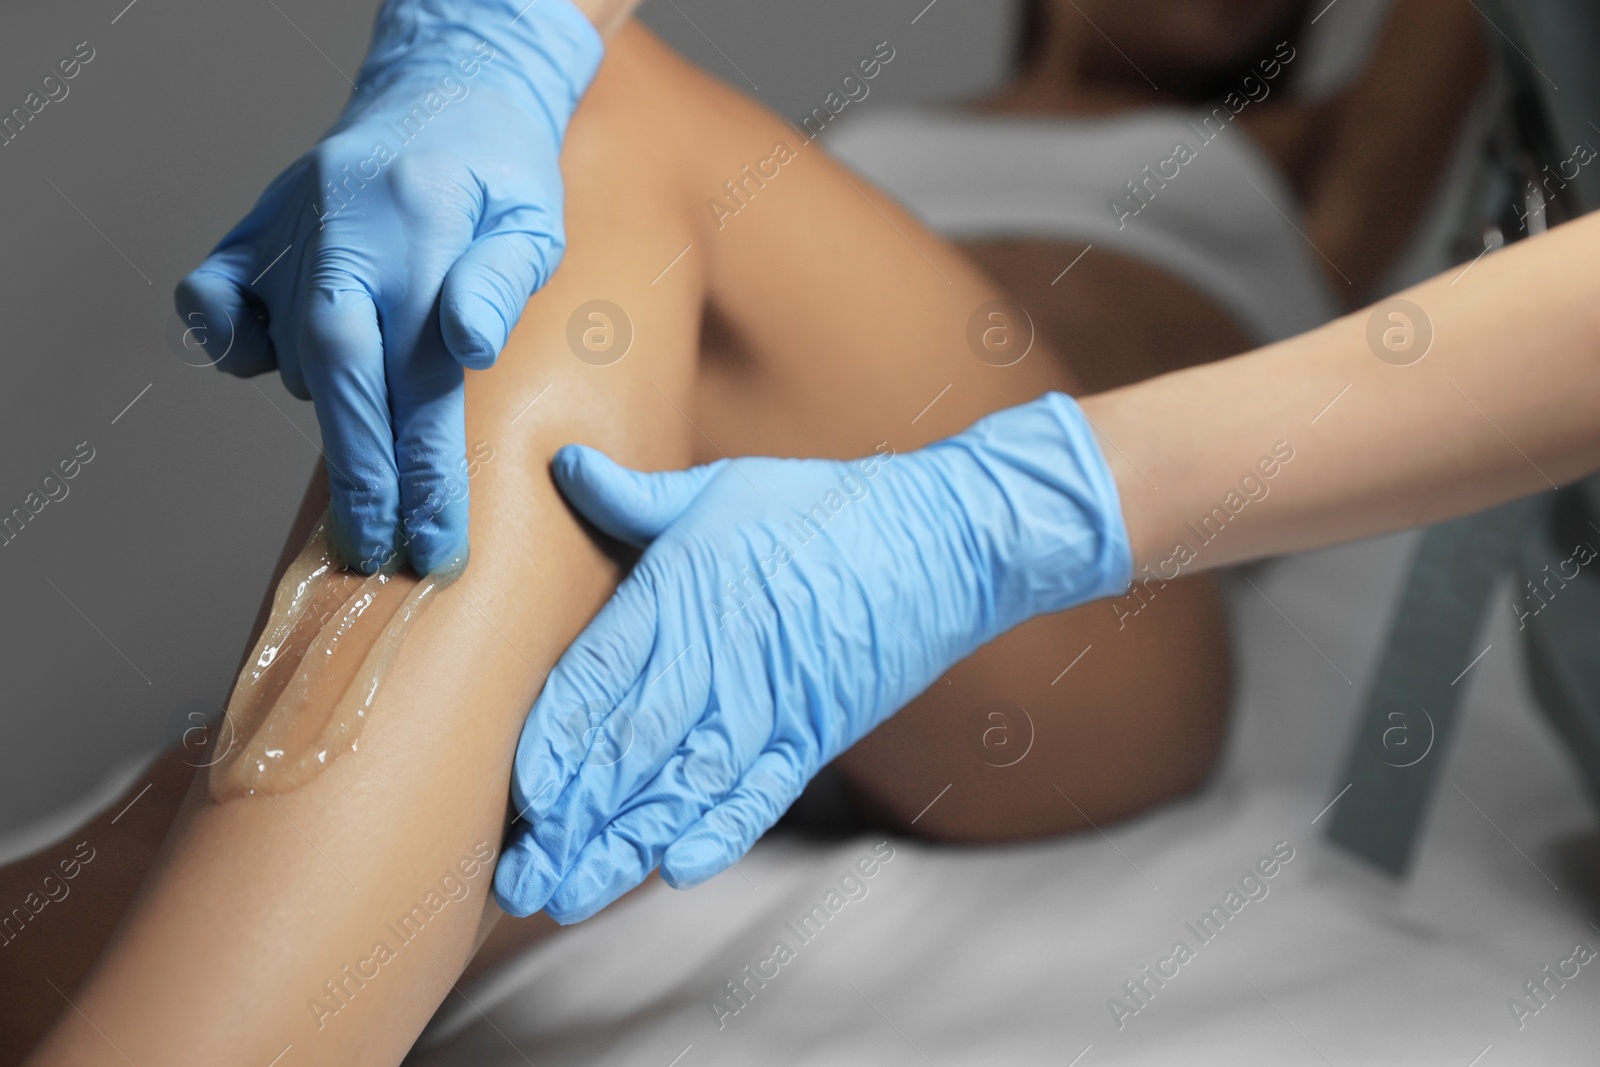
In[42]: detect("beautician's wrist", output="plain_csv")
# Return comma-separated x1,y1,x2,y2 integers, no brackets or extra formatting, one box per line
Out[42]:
1076,388,1164,576
1003,392,1133,616
930,392,1133,638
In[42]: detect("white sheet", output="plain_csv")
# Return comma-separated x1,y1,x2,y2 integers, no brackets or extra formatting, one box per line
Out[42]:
412,532,1600,1066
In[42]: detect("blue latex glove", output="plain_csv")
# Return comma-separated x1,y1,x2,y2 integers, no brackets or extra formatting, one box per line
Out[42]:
493,392,1133,921
174,0,602,575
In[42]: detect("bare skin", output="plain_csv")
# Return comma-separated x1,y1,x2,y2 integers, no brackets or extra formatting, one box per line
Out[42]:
11,24,1230,1065
569,0,645,35
1090,209,1600,576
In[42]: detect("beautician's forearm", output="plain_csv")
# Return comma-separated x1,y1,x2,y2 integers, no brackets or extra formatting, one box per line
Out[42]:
1082,210,1600,573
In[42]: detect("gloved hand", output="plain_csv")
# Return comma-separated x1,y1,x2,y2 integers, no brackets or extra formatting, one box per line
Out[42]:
174,0,603,575
493,392,1133,921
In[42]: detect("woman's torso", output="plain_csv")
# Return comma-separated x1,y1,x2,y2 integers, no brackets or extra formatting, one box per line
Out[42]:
825,106,1338,391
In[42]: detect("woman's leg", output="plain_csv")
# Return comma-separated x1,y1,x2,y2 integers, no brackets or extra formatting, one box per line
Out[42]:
0,748,193,1063
22,27,710,1066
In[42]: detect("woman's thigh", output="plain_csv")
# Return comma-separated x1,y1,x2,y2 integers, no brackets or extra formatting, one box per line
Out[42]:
697,352,1233,842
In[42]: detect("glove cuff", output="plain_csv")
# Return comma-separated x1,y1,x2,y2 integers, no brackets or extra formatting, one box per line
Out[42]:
932,391,1133,639
356,0,604,134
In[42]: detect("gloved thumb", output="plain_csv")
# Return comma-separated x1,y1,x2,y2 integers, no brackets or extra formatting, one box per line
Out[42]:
173,250,275,378
552,444,725,547
439,209,563,370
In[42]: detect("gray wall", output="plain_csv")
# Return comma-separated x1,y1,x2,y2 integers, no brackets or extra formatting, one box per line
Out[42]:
0,1,1017,837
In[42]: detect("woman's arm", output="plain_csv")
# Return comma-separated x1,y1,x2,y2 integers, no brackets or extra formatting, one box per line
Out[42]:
1087,206,1600,574
1296,0,1491,301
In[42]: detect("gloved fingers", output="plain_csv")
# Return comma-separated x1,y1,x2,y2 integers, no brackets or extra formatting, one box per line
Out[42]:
439,203,565,370
355,187,478,576
493,787,692,921
173,249,276,378
180,157,309,383
508,574,662,826
552,444,726,547
493,825,546,918
537,701,765,922
660,744,811,890
296,274,401,574
504,618,724,915
537,794,698,925
519,576,793,899
390,359,470,576
520,638,709,870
